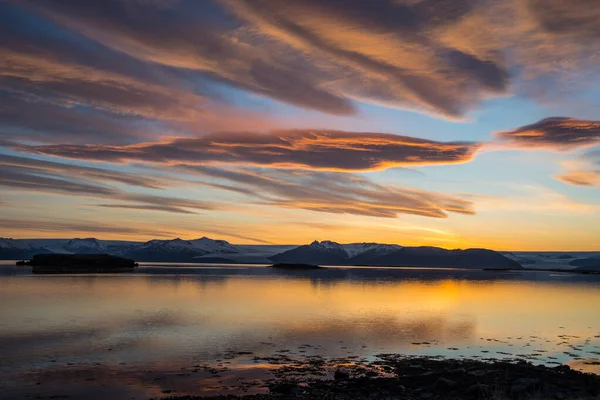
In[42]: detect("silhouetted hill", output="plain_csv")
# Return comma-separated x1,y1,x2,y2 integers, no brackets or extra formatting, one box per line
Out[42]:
270,241,349,265
349,247,522,269
570,256,600,269
271,241,522,269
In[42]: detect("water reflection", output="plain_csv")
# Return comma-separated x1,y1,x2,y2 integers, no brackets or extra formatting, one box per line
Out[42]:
1,263,600,399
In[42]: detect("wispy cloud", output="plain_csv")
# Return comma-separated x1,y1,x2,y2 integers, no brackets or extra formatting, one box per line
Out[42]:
13,130,480,171
4,0,597,123
185,167,475,219
495,117,600,150
0,154,167,189
0,161,218,214
555,150,600,187
0,217,177,237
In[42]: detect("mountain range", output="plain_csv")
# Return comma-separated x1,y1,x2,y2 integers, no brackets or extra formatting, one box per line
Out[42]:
0,237,530,269
270,240,522,269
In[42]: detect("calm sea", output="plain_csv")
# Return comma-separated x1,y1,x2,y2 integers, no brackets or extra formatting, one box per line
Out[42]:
1,261,599,399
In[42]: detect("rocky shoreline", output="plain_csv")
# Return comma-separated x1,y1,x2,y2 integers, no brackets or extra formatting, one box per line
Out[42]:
155,355,600,400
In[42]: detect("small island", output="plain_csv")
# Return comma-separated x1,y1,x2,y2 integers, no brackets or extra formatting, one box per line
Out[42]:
269,263,323,269
22,254,137,274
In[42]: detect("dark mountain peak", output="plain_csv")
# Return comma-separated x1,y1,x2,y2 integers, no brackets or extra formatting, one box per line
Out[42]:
349,246,521,269
271,240,349,265
271,241,521,269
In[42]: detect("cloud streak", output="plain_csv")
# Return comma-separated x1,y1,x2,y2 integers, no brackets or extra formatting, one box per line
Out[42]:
0,158,218,214
185,166,475,219
16,0,355,117
6,0,596,123
14,130,480,172
555,150,600,187
0,154,166,189
495,117,600,150
0,217,178,236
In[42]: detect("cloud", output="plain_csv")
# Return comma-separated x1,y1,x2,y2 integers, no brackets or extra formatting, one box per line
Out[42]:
556,170,600,187
0,3,292,144
0,217,178,236
0,90,153,144
1,165,116,197
7,0,595,122
0,48,206,123
1,140,475,220
475,183,600,214
225,0,511,119
185,166,475,219
555,150,600,187
94,204,197,214
0,154,166,189
14,130,480,171
495,117,600,150
0,159,218,214
15,0,355,117
0,0,597,157
526,0,600,39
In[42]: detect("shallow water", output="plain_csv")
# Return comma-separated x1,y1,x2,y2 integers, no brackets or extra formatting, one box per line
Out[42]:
1,261,600,399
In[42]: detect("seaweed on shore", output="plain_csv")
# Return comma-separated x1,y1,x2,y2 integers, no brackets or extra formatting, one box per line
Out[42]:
154,355,600,400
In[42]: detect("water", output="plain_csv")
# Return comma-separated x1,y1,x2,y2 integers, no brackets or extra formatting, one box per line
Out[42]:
1,261,600,399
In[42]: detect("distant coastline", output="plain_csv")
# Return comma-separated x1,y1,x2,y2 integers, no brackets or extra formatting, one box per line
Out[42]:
3,237,600,271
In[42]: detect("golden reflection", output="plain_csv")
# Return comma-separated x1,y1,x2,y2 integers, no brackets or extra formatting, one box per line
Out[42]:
2,276,599,341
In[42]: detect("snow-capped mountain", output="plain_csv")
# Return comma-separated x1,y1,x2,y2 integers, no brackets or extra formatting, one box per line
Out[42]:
1,237,541,268
0,238,52,259
270,240,402,265
0,238,36,250
1,236,244,262
122,237,241,262
63,238,107,254
122,238,207,262
189,237,240,254
342,242,402,257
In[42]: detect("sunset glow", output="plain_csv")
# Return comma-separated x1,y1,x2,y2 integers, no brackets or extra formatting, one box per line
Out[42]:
1,0,599,250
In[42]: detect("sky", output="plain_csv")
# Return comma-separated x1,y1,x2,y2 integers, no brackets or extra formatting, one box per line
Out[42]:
1,0,600,250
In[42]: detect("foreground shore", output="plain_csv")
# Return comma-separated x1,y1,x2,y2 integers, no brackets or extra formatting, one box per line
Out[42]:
155,355,600,400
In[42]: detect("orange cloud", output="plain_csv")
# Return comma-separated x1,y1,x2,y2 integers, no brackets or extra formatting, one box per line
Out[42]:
556,170,600,187
0,156,219,214
1,0,598,125
0,47,206,122
555,150,600,187
15,130,480,171
494,117,600,150
182,167,475,219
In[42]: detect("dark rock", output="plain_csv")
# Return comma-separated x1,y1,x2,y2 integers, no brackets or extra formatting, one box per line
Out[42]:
269,382,302,394
467,369,486,377
510,377,539,393
435,377,457,388
29,254,137,273
466,383,490,395
334,368,350,380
